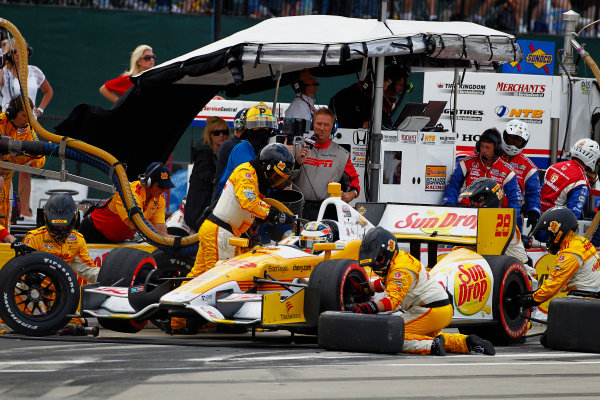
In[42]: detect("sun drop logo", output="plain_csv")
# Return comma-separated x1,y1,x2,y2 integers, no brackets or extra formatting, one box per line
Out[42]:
454,263,492,316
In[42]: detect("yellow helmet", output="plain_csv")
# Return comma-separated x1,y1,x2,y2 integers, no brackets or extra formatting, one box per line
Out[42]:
245,102,278,130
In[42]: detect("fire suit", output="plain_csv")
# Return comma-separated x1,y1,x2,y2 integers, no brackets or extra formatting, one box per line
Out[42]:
85,181,166,243
375,250,469,355
442,155,522,216
532,231,600,304
172,162,271,330
23,227,99,283
0,114,46,228
540,160,589,218
502,152,541,231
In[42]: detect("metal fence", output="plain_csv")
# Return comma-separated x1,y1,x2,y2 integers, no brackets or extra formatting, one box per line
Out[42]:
3,0,599,36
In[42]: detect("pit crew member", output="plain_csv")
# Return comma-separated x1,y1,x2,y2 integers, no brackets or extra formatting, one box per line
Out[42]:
0,96,46,229
517,206,600,309
78,162,174,243
442,128,522,218
348,227,495,356
292,107,360,221
212,108,247,200
500,119,541,233
23,193,99,282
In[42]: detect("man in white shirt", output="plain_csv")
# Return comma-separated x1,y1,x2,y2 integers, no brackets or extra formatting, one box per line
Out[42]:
285,68,319,135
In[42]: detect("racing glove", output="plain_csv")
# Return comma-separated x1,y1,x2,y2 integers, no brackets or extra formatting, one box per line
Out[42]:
513,293,539,309
347,300,378,314
526,211,540,230
348,276,372,296
267,206,294,225
11,241,35,257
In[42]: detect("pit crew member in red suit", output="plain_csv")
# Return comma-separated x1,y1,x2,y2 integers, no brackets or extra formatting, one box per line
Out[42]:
442,128,522,218
518,207,600,311
293,107,360,221
78,162,174,243
500,119,541,233
171,144,295,333
348,227,495,356
24,193,99,282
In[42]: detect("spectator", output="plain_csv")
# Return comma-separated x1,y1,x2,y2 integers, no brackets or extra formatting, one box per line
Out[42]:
500,119,541,234
292,107,360,220
24,193,100,283
540,138,599,219
348,226,495,356
518,207,600,317
184,116,230,231
171,144,295,334
214,102,278,197
99,45,155,103
212,108,248,200
0,96,46,229
442,128,522,218
0,39,53,220
284,68,319,134
78,161,175,243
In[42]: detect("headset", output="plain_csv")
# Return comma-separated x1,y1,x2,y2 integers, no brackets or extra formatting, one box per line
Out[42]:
475,129,503,157
292,79,305,94
139,162,163,187
5,96,28,121
310,109,338,136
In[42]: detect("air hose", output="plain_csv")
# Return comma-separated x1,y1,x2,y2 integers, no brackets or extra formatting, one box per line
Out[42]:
0,18,200,258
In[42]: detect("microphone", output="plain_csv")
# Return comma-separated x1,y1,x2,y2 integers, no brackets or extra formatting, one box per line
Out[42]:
305,134,318,149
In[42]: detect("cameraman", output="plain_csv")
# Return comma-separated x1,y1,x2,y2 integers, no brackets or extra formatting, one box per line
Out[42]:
292,107,360,221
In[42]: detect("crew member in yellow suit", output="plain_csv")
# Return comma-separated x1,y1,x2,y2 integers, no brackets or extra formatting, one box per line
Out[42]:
349,227,496,356
0,96,46,228
171,143,295,333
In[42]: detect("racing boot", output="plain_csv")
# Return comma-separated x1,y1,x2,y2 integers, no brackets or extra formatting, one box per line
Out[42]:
430,334,447,356
466,334,495,355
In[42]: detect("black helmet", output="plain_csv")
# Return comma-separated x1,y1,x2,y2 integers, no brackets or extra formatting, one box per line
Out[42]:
359,227,398,277
531,206,578,254
258,143,294,189
44,193,78,243
458,177,504,208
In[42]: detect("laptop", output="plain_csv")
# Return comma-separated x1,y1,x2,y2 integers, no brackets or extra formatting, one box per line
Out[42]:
393,102,428,130
423,100,447,128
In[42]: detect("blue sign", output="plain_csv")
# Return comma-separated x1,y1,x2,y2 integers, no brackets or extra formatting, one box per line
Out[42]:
502,40,555,75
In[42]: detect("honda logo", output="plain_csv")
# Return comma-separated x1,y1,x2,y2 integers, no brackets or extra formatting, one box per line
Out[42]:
353,130,367,145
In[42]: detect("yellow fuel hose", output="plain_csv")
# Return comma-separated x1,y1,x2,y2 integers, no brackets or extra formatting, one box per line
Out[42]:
0,18,198,249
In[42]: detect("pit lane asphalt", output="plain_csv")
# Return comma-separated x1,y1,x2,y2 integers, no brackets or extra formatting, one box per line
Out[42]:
0,326,599,400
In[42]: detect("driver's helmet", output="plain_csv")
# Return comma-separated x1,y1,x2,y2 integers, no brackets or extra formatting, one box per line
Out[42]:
44,193,78,243
359,227,398,277
530,206,578,254
458,177,504,208
257,143,295,189
299,221,333,254
501,119,529,156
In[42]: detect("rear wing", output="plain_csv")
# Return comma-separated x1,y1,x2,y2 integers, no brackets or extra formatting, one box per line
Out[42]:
355,203,515,256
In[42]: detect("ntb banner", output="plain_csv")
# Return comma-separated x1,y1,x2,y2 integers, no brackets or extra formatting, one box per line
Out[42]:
502,40,555,75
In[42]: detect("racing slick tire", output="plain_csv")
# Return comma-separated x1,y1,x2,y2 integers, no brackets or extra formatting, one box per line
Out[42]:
308,258,371,313
318,311,404,354
545,296,600,352
459,256,531,345
96,248,156,333
0,252,80,336
151,249,193,278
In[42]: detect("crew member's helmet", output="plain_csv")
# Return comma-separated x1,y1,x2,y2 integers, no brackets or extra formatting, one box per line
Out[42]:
245,102,279,130
358,227,398,277
257,143,294,189
299,221,334,254
530,206,578,254
458,177,504,208
44,193,78,243
233,108,248,132
502,119,530,156
570,138,600,171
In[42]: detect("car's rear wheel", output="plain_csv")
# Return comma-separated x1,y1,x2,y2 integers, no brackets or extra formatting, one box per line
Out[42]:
97,248,155,333
459,255,531,345
0,252,80,336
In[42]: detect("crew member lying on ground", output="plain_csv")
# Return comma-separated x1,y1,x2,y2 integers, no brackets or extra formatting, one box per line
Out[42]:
78,162,175,243
23,193,99,282
347,227,495,356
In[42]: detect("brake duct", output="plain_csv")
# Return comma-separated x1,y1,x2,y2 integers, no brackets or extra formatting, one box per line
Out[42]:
0,18,200,258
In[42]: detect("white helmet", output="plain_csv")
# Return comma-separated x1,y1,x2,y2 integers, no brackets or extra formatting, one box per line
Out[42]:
571,138,600,170
501,119,529,156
